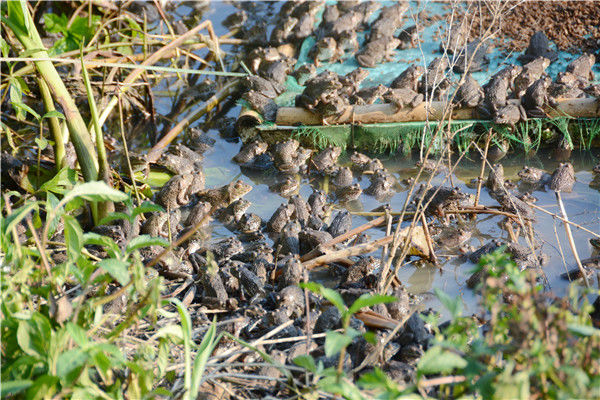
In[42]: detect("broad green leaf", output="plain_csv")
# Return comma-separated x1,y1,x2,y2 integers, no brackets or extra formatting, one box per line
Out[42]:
35,137,48,150
25,375,59,400
348,294,396,315
168,298,193,400
152,325,184,341
434,288,463,319
3,201,39,237
16,313,52,359
324,331,352,358
190,319,219,395
300,282,346,313
42,110,65,120
126,235,169,254
0,380,33,397
97,259,130,286
12,101,40,121
60,181,128,206
63,214,83,261
38,167,76,194
98,212,132,226
417,346,467,375
293,355,316,373
66,322,88,347
567,324,600,337
56,348,88,383
131,201,164,218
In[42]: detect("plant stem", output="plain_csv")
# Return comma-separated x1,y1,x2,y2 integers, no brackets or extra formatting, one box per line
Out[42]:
37,78,66,170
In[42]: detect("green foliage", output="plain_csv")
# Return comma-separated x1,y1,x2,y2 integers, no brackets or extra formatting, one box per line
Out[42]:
43,13,100,54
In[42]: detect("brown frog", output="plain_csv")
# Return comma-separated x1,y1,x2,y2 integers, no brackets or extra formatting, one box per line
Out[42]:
233,140,268,164
140,209,181,238
549,72,586,100
269,175,299,197
243,75,284,99
365,169,394,200
310,37,341,66
272,139,300,166
335,183,363,203
566,53,596,83
368,2,408,41
517,31,557,64
292,63,317,86
485,64,522,94
384,88,424,111
415,185,466,218
453,39,489,73
441,22,469,54
196,180,252,210
397,25,419,49
311,146,342,174
237,213,262,234
338,31,359,56
391,64,424,91
521,76,551,118
550,162,575,193
333,166,354,188
518,166,551,186
246,46,281,74
453,73,484,108
258,59,292,86
486,163,505,193
270,16,298,45
494,104,527,126
329,11,363,39
308,189,328,220
327,210,352,238
267,203,295,233
492,191,535,220
340,68,370,97
296,71,344,112
513,57,550,98
184,201,213,228
419,57,451,99
352,84,389,105
480,75,509,119
156,173,196,209
436,227,472,249
289,195,310,226
356,37,401,68
156,144,203,175
214,198,251,226
242,90,278,121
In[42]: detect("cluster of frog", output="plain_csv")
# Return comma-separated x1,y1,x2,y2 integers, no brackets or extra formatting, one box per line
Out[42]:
235,0,598,127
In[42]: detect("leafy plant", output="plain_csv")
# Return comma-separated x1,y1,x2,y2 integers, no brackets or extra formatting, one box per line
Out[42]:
43,13,100,54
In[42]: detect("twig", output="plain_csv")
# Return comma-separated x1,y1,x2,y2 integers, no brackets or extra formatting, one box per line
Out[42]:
420,213,437,265
303,235,394,270
474,131,493,208
527,202,600,239
419,375,467,388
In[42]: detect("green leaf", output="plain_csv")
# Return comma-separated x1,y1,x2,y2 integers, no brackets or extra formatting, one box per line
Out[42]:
97,259,130,286
348,294,397,315
82,232,120,258
63,214,83,261
56,348,88,383
3,201,39,237
60,181,128,206
324,331,352,358
66,322,89,347
0,380,33,397
35,137,48,150
190,319,219,396
300,282,346,313
43,13,68,34
417,346,467,375
97,212,132,226
42,110,65,120
25,375,59,400
293,355,316,373
16,313,52,359
38,167,76,194
126,235,169,254
131,201,164,218
567,324,600,337
434,288,463,319
12,101,40,121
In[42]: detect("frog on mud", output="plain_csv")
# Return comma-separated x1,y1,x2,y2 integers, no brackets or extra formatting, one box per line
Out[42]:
352,84,389,105
233,140,268,164
356,37,401,68
340,68,370,97
335,183,362,203
419,57,451,100
513,57,550,98
196,180,252,210
415,185,466,218
436,226,472,249
156,173,200,209
292,63,317,86
310,146,342,174
391,64,424,92
453,73,483,108
566,53,595,84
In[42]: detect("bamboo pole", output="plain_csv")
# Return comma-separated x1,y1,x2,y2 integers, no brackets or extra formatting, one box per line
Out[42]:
275,98,600,126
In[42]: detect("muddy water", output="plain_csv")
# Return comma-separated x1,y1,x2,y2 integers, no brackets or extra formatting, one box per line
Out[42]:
149,2,600,316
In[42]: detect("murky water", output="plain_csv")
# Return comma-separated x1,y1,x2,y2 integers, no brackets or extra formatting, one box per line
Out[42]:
147,2,600,316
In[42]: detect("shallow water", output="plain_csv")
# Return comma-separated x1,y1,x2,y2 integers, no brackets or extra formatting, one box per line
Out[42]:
150,2,600,316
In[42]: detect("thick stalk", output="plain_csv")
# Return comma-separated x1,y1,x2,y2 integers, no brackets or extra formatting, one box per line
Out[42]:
37,78,66,170
5,5,99,182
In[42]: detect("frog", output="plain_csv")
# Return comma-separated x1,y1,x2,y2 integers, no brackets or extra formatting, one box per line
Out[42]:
308,189,328,220
310,37,341,66
548,72,586,100
292,13,316,43
436,226,472,249
354,1,382,25
237,213,262,234
222,10,247,30
479,75,509,119
329,11,363,39
299,229,334,256
566,53,595,83
441,21,470,54
340,68,370,97
292,63,317,86
517,31,557,64
270,16,298,45
214,198,251,226
320,4,339,27
419,57,451,100
352,84,389,105
492,191,535,220
141,209,181,238
232,140,268,164
277,220,301,255
289,195,310,226
356,37,401,68
327,210,352,238
368,2,408,41
196,180,252,210
278,255,305,288
333,166,354,188
344,256,379,285
383,87,424,111
513,56,550,98
415,185,466,218
269,175,299,197
583,83,600,98
246,46,281,75
310,146,342,174
156,173,196,209
349,151,373,171
550,162,576,193
397,25,419,49
184,201,213,228
391,64,424,91
240,152,274,172
272,139,299,166
518,166,551,186
337,31,359,56
295,71,343,112
156,144,203,175
259,59,294,87
189,253,229,304
453,73,484,108
485,64,522,94
485,163,505,193
267,203,295,233
277,285,305,318
232,265,265,299
185,128,216,154
365,169,394,200
317,91,350,121
453,39,489,73
242,90,278,121
521,76,551,118
494,103,527,127
242,75,284,99
335,183,363,203
276,147,312,174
